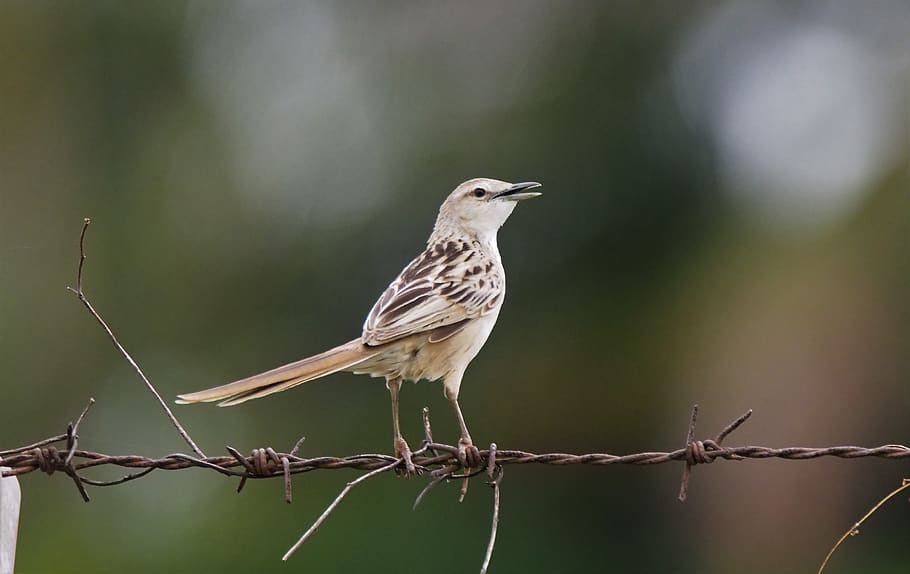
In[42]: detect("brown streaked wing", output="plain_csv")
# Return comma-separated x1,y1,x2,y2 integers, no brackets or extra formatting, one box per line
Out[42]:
362,241,501,346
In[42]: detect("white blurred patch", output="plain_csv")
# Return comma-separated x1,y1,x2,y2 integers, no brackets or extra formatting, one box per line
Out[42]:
716,27,898,223
674,0,909,231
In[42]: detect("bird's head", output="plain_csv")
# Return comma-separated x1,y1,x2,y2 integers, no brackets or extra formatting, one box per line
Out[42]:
433,178,542,242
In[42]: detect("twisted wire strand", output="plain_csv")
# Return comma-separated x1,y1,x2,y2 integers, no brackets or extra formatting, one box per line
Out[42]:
4,440,910,482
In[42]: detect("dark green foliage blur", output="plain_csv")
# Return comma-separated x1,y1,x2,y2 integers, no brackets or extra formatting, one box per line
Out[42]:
1,2,908,573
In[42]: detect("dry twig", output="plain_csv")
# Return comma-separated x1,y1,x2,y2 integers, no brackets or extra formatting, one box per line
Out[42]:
282,458,403,560
65,218,205,458
817,477,910,574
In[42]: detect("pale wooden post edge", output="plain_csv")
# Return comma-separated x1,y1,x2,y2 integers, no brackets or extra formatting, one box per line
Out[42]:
0,456,21,574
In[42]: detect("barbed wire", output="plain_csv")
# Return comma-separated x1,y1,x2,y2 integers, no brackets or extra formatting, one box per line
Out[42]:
3,401,910,569
5,217,908,573
5,418,910,485
4,398,910,509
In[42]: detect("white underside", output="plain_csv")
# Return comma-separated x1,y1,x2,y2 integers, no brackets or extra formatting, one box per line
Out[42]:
350,309,501,399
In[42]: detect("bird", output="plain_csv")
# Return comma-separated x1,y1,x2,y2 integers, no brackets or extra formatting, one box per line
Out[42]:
176,178,542,473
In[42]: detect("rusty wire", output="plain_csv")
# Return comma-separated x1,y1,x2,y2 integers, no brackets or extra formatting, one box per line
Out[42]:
6,430,910,482
4,405,910,489
3,402,910,571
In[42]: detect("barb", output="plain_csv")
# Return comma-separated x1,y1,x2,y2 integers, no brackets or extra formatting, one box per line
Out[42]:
678,404,700,502
63,397,95,502
65,397,95,466
678,405,753,502
65,218,206,458
422,407,440,458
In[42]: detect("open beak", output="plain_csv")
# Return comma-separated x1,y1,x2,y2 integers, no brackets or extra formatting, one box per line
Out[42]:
493,181,543,201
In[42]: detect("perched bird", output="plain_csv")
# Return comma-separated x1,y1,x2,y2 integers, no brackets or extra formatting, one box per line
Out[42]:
177,178,542,472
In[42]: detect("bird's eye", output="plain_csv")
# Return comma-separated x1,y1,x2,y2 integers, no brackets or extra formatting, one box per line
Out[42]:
472,188,486,198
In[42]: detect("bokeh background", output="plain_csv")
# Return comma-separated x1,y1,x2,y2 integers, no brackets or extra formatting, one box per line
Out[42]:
1,2,908,573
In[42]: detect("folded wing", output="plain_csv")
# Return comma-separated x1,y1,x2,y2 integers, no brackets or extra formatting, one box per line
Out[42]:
362,239,503,346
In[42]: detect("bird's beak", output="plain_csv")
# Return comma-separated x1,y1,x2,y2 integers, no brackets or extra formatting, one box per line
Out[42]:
493,181,543,201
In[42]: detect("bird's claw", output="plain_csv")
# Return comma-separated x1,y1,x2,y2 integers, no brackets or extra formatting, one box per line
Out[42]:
394,436,417,476
457,437,482,469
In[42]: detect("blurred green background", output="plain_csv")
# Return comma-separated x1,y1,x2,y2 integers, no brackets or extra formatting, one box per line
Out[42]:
1,2,908,573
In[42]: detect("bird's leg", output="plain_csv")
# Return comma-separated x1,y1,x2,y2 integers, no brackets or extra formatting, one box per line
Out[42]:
448,395,482,468
387,377,416,474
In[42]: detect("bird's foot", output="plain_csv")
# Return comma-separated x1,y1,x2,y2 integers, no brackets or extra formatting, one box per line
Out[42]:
394,436,417,476
457,437,482,469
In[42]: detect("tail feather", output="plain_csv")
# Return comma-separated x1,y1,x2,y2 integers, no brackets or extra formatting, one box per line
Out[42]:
176,339,379,407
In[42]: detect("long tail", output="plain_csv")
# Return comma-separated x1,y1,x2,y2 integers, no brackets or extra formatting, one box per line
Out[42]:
176,338,379,407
